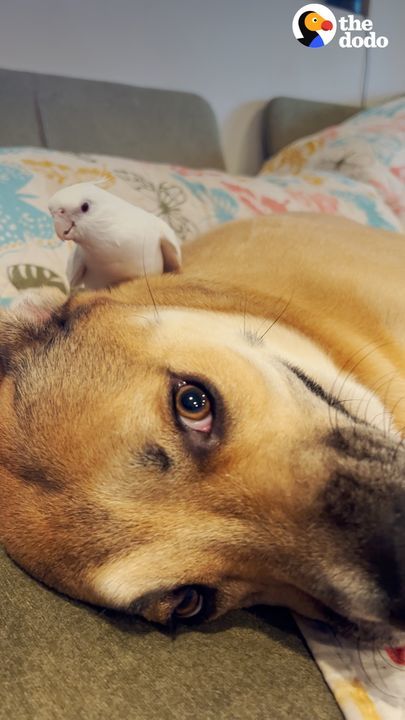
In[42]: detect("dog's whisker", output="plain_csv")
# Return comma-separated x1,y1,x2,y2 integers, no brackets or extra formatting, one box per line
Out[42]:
393,428,405,462
258,296,293,342
134,313,158,324
142,246,159,323
359,369,397,431
381,374,399,438
378,373,401,439
386,393,405,434
330,339,393,407
327,342,377,434
242,293,247,339
391,403,405,460
328,341,395,436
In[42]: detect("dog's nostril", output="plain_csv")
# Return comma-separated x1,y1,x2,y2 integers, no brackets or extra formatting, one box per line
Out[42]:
391,612,405,625
389,603,405,630
368,492,405,619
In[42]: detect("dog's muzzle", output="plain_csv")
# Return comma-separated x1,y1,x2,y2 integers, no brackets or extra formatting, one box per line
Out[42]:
323,425,405,628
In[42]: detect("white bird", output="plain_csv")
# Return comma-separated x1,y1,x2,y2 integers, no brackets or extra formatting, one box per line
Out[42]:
48,182,182,290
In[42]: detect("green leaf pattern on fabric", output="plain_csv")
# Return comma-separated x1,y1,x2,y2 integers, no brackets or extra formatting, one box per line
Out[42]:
7,264,68,294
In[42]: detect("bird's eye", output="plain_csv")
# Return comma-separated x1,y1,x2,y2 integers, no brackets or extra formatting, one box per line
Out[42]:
81,202,90,213
174,383,213,432
174,588,204,619
313,17,318,22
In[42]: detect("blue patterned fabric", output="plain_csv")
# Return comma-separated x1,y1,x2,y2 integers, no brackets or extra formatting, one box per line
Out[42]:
0,164,54,248
0,140,402,307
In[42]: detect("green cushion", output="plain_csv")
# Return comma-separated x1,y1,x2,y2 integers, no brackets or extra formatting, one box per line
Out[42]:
0,547,342,719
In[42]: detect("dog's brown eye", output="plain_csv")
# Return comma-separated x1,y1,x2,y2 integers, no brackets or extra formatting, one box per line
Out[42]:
81,202,89,213
174,588,204,619
176,384,210,420
174,384,213,432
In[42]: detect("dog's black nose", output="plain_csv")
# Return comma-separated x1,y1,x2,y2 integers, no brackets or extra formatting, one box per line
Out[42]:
324,428,405,624
385,491,405,625
366,497,405,622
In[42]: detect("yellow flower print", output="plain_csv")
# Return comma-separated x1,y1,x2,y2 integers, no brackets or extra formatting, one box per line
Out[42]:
22,159,116,188
261,137,327,175
334,678,382,720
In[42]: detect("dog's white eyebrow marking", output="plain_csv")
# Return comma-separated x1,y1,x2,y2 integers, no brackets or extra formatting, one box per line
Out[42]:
129,307,396,434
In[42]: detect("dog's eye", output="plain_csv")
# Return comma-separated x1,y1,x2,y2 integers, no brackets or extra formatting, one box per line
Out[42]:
174,588,204,619
81,202,90,213
174,383,213,433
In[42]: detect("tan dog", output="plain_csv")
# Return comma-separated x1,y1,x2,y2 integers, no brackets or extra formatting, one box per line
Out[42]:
0,214,404,638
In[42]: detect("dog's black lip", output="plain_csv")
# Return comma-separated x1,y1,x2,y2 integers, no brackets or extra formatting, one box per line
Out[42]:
300,597,396,642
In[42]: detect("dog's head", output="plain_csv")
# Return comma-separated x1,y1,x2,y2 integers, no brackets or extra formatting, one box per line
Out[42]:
0,286,404,637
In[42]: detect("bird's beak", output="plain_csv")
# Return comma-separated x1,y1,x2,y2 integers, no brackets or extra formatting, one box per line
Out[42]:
51,211,76,241
322,20,333,30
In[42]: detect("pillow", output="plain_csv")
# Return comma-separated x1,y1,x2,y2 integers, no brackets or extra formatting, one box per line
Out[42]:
261,96,405,228
0,147,401,305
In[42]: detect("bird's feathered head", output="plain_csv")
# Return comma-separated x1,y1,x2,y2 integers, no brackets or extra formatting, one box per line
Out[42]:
48,181,121,242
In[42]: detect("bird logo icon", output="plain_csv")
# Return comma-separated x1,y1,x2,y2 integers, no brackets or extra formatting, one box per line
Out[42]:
292,4,337,48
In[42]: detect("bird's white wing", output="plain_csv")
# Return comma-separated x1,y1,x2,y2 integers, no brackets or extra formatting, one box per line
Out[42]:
66,245,87,288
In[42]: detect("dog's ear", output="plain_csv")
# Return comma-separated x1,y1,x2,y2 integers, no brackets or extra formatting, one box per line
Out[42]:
0,289,67,372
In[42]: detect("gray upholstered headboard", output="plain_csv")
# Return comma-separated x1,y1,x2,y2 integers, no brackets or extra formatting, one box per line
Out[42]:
0,68,225,169
263,96,359,158
0,68,361,170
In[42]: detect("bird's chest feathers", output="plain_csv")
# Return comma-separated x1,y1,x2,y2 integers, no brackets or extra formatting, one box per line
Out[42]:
78,232,163,283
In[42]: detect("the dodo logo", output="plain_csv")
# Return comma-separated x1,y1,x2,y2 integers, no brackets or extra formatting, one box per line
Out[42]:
293,4,336,48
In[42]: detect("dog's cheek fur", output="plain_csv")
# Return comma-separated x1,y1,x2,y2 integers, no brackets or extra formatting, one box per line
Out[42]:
0,282,403,628
0,324,341,613
0,313,323,611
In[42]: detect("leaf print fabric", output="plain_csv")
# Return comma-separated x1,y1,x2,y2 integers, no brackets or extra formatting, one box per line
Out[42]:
7,264,67,293
0,145,401,306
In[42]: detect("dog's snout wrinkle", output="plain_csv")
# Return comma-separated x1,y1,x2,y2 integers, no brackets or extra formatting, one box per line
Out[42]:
327,426,403,463
324,433,405,539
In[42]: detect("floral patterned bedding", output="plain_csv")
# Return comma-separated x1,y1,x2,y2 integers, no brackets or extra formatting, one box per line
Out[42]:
1,96,405,720
261,96,405,229
0,143,402,305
